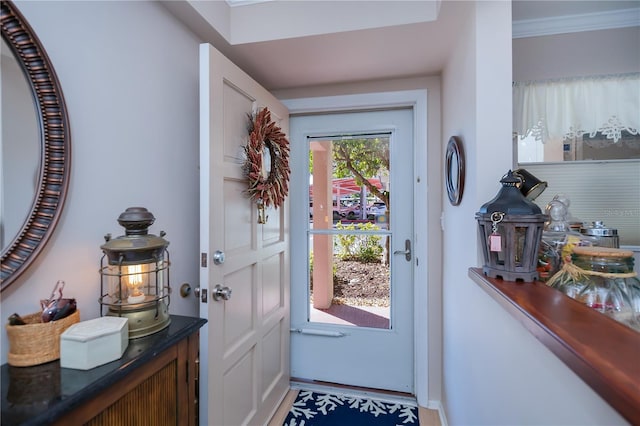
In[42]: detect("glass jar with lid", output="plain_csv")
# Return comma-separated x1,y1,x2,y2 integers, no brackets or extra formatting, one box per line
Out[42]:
580,221,619,248
537,199,596,282
547,246,640,332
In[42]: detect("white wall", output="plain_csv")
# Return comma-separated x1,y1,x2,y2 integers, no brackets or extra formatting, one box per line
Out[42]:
440,2,627,424
1,0,201,363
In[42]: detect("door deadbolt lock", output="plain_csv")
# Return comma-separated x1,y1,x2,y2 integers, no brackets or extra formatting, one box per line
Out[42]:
196,286,207,303
212,284,232,301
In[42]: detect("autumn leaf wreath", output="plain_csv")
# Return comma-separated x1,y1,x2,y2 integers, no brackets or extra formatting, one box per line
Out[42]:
243,107,290,209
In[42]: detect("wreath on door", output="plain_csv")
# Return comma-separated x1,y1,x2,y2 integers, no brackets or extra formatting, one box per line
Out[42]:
243,107,290,209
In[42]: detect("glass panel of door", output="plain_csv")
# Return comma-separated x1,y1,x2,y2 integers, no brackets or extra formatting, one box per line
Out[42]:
307,135,391,330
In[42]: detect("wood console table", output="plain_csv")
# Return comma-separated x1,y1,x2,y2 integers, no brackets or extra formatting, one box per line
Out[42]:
1,315,206,426
469,268,640,425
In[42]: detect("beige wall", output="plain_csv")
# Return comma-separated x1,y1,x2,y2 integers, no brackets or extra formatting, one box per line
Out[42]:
513,26,640,81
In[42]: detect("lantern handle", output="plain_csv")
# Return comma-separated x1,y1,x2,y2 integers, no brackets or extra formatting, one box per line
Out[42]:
490,212,505,234
490,211,505,223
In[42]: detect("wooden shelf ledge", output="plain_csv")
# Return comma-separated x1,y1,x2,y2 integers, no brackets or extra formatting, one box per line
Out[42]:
468,267,640,425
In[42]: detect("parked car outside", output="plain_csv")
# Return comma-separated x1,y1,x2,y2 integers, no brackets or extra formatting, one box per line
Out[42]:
342,206,363,220
368,202,387,215
342,205,376,220
310,204,345,221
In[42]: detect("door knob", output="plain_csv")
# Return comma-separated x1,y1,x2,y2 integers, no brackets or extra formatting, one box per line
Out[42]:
213,250,225,265
212,284,232,301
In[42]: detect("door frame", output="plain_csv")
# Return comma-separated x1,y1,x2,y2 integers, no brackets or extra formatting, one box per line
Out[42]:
282,89,437,407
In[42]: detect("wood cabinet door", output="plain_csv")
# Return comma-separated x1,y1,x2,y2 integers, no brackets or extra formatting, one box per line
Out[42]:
53,335,199,426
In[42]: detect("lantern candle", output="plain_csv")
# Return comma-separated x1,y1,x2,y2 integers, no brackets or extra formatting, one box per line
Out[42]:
124,264,146,304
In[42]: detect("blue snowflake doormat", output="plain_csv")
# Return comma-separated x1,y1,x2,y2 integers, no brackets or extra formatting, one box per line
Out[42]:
283,390,419,426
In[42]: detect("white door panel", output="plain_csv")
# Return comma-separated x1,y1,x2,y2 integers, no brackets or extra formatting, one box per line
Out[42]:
290,108,414,392
199,43,290,426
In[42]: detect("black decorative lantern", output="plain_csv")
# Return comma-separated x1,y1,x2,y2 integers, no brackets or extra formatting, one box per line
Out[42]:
99,207,171,338
476,171,547,282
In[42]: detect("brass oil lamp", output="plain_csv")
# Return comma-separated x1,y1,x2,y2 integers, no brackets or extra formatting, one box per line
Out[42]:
99,207,171,338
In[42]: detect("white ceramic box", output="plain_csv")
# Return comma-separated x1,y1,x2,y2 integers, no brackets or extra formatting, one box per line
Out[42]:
60,317,129,370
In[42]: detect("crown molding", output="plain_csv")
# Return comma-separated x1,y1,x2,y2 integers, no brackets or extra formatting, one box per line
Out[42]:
225,0,273,7
513,7,640,39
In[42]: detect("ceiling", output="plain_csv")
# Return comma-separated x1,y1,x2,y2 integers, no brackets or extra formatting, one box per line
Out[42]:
162,1,639,92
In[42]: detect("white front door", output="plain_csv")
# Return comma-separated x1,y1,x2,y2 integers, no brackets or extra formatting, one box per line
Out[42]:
289,108,415,392
199,43,290,426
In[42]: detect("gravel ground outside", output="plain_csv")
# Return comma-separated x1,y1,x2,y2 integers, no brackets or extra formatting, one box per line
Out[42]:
332,259,390,307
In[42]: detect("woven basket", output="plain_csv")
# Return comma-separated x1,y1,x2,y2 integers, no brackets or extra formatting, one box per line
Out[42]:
6,310,80,367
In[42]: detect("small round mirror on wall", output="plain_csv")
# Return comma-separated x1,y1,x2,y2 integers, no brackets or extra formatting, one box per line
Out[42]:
445,136,465,206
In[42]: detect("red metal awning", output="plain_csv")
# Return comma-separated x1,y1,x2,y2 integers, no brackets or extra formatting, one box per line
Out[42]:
309,177,382,198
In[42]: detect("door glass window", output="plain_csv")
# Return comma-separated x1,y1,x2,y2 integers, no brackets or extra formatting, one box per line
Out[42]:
307,134,391,329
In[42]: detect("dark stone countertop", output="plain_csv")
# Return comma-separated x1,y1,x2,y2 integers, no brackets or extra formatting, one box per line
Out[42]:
1,315,206,426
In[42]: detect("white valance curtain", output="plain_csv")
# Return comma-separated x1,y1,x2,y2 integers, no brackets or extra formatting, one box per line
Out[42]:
513,73,640,144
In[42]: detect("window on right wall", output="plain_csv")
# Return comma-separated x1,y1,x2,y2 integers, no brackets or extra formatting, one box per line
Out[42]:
513,73,640,248
513,72,640,163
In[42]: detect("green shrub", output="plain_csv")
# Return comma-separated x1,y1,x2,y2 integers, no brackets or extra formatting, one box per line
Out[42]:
335,222,383,263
